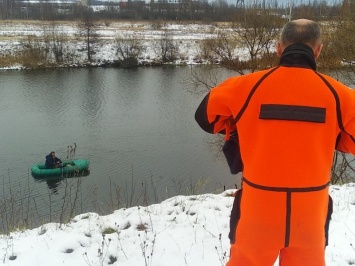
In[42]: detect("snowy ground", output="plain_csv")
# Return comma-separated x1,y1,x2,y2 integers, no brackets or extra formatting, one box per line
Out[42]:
0,184,354,266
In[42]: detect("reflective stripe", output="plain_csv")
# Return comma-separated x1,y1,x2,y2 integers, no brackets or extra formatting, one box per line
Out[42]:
259,104,326,123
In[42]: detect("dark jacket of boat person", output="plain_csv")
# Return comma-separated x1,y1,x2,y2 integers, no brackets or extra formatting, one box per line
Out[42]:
45,151,62,168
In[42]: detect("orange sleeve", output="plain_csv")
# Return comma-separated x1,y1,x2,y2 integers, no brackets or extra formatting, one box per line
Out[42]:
195,77,239,135
336,118,355,155
335,83,355,155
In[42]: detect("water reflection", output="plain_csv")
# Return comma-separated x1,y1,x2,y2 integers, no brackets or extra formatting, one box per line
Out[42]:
44,178,61,194
80,68,105,127
34,171,91,195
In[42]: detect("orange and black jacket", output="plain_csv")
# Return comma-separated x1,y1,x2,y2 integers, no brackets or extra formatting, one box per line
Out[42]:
195,43,355,189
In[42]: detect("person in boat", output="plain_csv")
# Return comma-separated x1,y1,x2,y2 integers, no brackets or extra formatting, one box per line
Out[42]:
45,151,62,168
195,19,355,265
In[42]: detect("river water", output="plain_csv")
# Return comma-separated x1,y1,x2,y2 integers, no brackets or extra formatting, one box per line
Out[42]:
0,66,239,230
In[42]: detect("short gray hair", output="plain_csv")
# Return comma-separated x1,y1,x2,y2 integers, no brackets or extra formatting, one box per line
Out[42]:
280,20,321,47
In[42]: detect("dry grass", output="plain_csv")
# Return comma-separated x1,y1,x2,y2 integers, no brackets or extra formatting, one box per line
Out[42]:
0,55,21,67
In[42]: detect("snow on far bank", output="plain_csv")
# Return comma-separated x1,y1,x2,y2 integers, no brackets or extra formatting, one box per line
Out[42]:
0,20,252,68
0,183,354,266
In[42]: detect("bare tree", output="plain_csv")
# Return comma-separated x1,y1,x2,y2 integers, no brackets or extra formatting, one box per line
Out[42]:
41,22,66,64
200,8,283,77
78,9,99,63
194,8,284,93
231,9,284,72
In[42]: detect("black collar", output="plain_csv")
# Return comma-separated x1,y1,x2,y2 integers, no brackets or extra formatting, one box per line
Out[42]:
279,43,317,70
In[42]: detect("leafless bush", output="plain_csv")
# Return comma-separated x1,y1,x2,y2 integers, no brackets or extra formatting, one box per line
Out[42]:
201,32,241,71
115,34,143,67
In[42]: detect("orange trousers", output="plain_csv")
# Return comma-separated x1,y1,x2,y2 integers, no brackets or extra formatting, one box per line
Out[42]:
227,180,332,266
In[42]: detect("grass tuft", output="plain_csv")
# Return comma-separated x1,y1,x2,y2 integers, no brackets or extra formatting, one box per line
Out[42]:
102,227,117,235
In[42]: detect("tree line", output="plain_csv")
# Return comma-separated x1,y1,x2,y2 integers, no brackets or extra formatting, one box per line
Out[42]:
0,0,346,21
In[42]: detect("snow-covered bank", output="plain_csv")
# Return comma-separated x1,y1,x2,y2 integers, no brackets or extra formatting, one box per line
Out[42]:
0,20,237,68
1,184,354,265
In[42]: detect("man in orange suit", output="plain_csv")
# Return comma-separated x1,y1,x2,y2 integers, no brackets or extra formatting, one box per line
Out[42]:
195,19,355,265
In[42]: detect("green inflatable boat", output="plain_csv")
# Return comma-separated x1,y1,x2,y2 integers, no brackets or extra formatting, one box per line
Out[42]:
31,159,90,178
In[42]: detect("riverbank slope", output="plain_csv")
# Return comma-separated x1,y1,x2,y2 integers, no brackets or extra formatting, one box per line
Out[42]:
1,184,355,265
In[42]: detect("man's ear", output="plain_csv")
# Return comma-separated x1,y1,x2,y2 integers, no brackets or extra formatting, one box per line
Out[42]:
314,43,323,59
276,42,283,57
